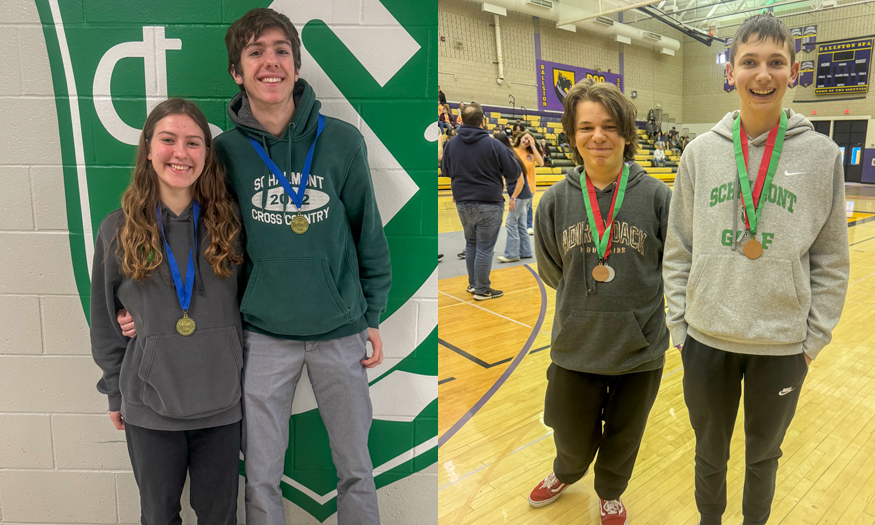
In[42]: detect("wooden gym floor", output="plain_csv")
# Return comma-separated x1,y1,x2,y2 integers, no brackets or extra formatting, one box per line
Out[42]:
438,183,875,525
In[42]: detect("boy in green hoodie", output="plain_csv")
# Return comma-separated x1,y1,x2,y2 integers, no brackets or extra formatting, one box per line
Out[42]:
663,14,849,525
218,9,390,524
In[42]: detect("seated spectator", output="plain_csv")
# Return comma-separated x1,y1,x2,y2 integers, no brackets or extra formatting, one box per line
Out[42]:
557,131,570,156
653,143,666,167
455,103,465,129
438,104,451,133
513,119,526,133
539,138,553,167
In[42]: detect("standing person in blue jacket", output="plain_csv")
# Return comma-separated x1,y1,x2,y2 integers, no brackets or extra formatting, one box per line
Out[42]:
441,102,521,301
92,98,245,523
116,8,391,525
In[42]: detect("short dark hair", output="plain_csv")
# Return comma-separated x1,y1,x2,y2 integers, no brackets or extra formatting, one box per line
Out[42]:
461,103,485,126
225,8,301,93
560,78,638,164
731,13,795,65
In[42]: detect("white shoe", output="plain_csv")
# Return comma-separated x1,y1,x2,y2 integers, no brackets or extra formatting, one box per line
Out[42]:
497,256,519,263
527,228,534,235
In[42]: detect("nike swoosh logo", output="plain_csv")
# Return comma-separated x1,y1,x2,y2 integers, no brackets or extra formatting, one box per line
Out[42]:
785,171,806,176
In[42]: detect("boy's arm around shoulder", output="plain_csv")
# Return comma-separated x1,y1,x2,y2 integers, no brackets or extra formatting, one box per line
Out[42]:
90,213,132,412
340,137,391,329
804,149,850,360
663,146,697,346
534,186,563,289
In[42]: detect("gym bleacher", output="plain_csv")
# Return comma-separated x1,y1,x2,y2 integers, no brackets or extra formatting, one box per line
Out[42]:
438,106,681,191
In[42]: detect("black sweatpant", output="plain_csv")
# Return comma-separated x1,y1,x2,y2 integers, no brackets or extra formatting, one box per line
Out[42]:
544,363,663,500
682,336,808,525
125,420,241,525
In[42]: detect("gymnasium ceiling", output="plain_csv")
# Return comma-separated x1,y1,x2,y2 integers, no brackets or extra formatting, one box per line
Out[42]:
553,0,842,30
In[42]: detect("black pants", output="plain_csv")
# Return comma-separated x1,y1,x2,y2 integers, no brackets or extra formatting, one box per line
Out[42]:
544,363,663,500
125,421,241,525
682,336,808,525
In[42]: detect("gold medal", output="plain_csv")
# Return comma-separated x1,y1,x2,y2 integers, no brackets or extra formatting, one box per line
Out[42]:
744,238,763,260
290,214,309,234
176,313,196,336
592,264,610,282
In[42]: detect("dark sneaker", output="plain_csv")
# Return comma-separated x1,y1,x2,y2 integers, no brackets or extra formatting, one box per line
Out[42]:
466,286,475,294
457,251,466,259
473,288,503,301
438,254,444,262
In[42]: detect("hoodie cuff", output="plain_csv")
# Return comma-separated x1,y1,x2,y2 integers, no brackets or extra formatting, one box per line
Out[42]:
108,394,122,412
802,332,829,361
365,309,382,330
670,325,688,348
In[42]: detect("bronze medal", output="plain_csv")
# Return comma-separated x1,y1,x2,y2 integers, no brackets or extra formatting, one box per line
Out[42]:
592,264,610,282
744,238,763,260
290,214,309,234
176,314,196,336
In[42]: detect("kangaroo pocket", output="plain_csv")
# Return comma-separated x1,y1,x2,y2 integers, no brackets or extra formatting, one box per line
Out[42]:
137,326,243,419
240,257,352,336
551,309,650,373
686,254,804,344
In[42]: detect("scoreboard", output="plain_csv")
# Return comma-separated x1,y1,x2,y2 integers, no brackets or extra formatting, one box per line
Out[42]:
816,37,873,95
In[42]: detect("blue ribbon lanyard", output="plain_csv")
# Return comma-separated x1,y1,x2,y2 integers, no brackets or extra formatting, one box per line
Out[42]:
249,114,325,211
156,201,200,314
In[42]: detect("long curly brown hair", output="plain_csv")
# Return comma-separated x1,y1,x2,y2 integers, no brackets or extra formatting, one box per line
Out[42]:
117,98,242,281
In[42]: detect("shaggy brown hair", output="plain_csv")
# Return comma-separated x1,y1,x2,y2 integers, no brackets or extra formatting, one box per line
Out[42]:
560,78,638,165
117,98,242,281
225,8,301,93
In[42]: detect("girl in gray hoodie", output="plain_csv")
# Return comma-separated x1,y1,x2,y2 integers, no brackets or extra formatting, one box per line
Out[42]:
90,98,245,522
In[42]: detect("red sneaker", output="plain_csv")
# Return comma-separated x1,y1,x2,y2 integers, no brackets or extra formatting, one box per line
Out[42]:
528,472,568,507
600,497,628,525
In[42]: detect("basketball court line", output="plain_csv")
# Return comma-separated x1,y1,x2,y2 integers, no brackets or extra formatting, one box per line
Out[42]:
438,289,552,336
438,265,548,448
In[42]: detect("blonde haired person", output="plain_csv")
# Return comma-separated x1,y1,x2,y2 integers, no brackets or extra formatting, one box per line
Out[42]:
531,79,672,524
91,98,244,522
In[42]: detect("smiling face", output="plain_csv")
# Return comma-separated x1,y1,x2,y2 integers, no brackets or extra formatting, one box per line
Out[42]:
231,27,299,109
727,33,799,122
147,114,206,197
574,100,630,174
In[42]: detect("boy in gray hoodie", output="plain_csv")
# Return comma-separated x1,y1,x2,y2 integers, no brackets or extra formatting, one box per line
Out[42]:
532,79,672,525
663,14,850,525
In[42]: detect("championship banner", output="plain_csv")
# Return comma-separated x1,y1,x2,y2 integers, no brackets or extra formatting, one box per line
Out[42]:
724,38,735,93
34,0,436,521
537,59,623,111
803,25,818,53
815,37,873,95
800,60,815,88
791,27,803,54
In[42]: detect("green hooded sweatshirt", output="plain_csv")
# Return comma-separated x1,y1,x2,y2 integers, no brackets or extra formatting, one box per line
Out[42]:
214,79,391,341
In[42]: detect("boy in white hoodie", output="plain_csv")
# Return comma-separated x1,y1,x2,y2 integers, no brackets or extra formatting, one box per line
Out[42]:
663,13,850,525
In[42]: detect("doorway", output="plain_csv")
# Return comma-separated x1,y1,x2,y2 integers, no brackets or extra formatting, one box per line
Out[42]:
833,120,867,183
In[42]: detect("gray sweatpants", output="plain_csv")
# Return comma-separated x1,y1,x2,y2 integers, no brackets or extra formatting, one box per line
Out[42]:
241,329,379,525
